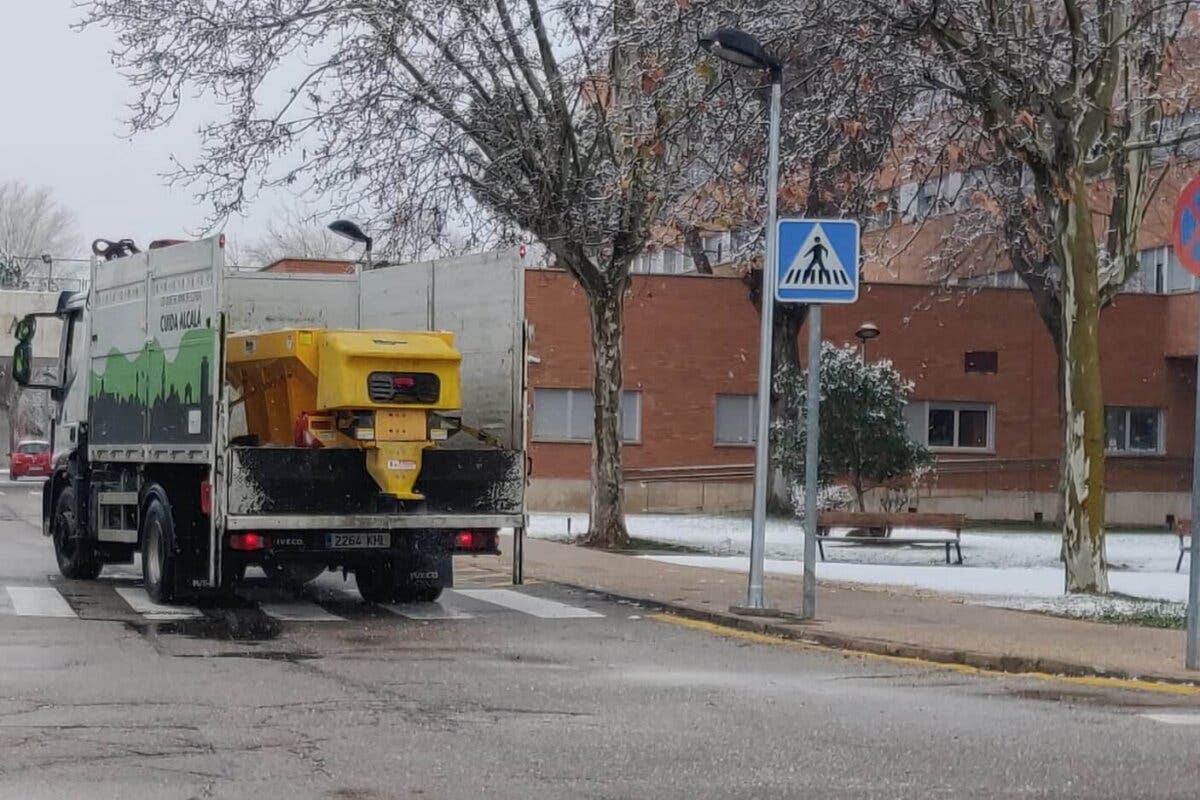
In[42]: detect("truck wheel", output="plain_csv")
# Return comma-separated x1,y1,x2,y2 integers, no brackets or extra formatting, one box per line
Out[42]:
354,564,396,603
142,491,178,603
52,486,102,580
409,585,443,603
355,564,443,603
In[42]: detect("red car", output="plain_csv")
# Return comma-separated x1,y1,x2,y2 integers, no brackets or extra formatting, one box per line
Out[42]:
10,440,50,480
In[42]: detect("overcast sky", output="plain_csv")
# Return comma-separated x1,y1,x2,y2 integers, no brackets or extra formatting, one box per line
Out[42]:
0,3,309,262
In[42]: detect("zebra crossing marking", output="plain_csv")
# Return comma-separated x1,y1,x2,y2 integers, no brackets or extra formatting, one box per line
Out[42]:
5,586,77,618
0,583,604,624
450,588,603,619
384,600,475,620
260,601,345,622
114,587,203,620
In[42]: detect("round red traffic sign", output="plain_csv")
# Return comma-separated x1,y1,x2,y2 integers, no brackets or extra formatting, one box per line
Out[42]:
1173,174,1200,277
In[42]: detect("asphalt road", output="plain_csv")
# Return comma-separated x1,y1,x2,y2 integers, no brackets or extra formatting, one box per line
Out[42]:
1,482,1199,799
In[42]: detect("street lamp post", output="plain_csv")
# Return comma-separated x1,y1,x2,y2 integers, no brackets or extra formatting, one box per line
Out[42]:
700,28,783,611
328,219,374,270
855,322,880,361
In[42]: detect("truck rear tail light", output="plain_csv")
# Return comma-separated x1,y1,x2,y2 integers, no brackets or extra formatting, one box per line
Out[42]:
200,480,212,515
229,532,270,551
454,529,499,553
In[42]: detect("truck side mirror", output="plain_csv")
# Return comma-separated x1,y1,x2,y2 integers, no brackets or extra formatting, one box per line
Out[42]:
10,313,63,393
12,314,36,344
11,340,31,386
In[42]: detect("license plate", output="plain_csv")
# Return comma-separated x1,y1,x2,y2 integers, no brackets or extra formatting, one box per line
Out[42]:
325,533,390,549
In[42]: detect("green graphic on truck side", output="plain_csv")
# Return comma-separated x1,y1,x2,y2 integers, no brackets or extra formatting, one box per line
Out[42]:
89,328,215,445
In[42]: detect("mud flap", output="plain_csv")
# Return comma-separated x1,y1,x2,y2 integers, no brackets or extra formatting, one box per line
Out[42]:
397,531,454,589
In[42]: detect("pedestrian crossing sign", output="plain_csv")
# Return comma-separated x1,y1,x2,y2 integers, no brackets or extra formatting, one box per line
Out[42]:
775,219,860,304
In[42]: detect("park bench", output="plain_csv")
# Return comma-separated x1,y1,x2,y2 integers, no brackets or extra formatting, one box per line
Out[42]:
1175,519,1193,572
816,511,967,564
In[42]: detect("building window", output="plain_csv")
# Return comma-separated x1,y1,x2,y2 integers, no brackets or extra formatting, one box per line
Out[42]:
1105,406,1163,454
907,401,994,451
915,182,936,217
715,393,757,445
661,248,681,274
702,231,730,264
964,351,998,374
1133,245,1194,293
532,388,641,443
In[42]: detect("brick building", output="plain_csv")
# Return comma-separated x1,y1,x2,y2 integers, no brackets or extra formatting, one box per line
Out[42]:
524,269,1198,526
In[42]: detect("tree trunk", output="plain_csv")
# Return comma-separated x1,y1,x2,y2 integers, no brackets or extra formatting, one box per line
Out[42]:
582,286,631,548
683,226,713,275
1060,178,1108,593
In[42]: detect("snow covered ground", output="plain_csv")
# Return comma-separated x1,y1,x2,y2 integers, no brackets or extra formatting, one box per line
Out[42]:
528,512,1189,614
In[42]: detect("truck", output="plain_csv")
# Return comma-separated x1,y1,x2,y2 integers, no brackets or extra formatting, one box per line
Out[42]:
10,235,527,604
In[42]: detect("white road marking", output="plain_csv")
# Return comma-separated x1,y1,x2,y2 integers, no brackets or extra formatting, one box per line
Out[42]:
260,602,345,622
450,589,603,619
27,491,39,496
5,586,77,618
114,587,203,620
1141,713,1200,726
384,601,475,620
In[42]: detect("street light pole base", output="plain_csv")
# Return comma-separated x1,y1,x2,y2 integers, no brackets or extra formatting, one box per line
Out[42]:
729,605,789,618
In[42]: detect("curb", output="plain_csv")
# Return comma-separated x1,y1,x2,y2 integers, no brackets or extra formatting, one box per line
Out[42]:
541,575,1199,689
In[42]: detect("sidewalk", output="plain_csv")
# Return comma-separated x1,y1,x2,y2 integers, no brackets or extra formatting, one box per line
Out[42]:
501,534,1198,685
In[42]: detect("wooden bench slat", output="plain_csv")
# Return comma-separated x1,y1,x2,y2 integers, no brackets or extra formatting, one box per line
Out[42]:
825,537,957,544
817,511,965,528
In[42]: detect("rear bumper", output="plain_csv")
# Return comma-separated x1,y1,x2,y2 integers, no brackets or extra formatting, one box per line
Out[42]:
224,529,456,572
225,513,524,531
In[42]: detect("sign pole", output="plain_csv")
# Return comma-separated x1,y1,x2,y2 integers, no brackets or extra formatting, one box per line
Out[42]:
801,305,821,619
1172,174,1200,669
1188,314,1200,669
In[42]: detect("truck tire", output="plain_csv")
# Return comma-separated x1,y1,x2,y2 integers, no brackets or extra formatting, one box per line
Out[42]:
354,564,396,604
409,585,443,603
52,486,102,580
142,490,179,604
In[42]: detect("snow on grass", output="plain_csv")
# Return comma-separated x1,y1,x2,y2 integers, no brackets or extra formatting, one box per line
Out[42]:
979,594,1186,627
636,554,1190,603
528,512,1191,609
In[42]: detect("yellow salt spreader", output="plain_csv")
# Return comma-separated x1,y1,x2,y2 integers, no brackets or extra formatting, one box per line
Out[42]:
225,328,462,499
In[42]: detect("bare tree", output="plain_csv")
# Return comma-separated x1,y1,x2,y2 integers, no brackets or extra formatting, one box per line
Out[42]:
0,180,79,286
855,0,1197,592
80,0,764,547
242,209,357,268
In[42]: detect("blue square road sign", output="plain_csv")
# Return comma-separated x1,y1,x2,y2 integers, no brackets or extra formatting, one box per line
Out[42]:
775,219,860,304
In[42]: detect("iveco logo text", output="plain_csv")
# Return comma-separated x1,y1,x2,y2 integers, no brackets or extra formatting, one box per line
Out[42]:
274,537,304,546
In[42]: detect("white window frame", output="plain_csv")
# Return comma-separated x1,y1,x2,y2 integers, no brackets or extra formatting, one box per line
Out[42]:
714,393,757,446
701,231,731,264
909,400,995,453
1104,406,1164,456
532,388,641,444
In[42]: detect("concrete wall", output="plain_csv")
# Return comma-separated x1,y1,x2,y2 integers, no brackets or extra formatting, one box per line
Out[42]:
528,478,1186,527
528,478,753,515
